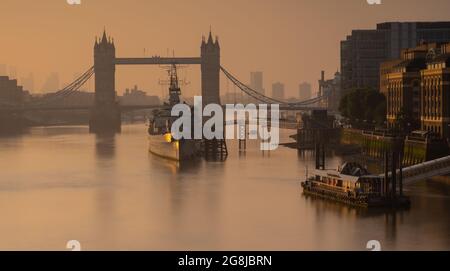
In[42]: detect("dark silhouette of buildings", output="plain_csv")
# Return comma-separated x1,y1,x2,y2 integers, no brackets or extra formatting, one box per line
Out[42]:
120,85,160,106
318,71,341,112
0,76,25,104
0,76,27,132
341,22,450,93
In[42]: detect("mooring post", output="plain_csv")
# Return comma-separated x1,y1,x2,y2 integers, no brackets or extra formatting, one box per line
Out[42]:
315,142,320,170
391,150,397,199
384,151,390,197
399,151,403,196
238,123,246,151
321,143,325,170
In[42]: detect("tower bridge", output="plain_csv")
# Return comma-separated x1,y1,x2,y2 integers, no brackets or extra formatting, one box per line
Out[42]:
0,29,328,131
1,30,447,184
89,30,221,133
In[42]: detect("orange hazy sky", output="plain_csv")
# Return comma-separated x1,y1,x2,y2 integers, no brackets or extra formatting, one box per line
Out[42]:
2,0,450,98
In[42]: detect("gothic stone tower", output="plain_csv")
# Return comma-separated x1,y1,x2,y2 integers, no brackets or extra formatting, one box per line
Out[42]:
201,31,221,106
90,30,121,133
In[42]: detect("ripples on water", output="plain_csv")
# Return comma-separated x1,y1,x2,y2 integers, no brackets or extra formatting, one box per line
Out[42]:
0,124,448,250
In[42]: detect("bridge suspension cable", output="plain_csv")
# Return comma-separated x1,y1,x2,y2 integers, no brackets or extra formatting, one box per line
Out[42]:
10,65,327,110
28,66,94,107
220,66,328,107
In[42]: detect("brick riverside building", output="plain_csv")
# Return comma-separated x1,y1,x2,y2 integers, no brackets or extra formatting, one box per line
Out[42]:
382,43,450,139
420,44,450,139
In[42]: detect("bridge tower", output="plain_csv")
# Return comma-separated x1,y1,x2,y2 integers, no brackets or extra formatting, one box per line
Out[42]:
90,30,121,133
201,31,221,106
200,31,227,159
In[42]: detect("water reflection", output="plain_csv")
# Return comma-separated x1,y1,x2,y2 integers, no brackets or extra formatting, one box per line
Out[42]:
93,133,118,247
95,134,116,160
303,193,409,218
0,130,27,138
149,155,202,175
0,124,448,250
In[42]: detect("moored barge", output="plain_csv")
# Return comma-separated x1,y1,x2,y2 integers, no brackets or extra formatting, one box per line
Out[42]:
301,161,410,208
301,142,411,208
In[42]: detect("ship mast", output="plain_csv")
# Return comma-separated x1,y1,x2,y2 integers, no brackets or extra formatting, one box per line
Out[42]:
168,64,181,106
159,58,189,106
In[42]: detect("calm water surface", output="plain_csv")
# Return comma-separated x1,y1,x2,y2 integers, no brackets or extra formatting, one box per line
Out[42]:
0,124,448,250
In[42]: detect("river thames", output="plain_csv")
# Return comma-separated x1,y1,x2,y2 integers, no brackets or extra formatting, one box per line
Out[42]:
0,124,448,250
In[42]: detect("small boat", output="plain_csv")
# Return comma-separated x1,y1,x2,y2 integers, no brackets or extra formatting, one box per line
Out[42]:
147,64,201,161
301,162,410,208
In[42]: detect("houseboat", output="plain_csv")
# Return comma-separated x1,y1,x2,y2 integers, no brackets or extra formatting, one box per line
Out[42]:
301,162,410,208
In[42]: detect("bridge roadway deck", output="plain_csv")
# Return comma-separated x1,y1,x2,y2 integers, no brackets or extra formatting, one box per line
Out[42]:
12,103,324,112
114,57,202,65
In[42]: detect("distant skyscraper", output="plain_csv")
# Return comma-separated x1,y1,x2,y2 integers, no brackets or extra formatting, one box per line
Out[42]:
41,72,60,92
20,73,34,92
272,82,285,101
250,71,264,95
298,82,312,101
8,66,17,79
0,64,7,76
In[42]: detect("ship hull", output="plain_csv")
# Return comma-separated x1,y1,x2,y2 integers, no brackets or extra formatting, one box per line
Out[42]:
148,134,201,161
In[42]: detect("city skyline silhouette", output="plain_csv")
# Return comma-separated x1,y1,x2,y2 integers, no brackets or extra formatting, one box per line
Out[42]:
2,0,450,98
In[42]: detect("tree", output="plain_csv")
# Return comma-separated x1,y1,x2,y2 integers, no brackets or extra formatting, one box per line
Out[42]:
394,107,414,135
339,88,386,128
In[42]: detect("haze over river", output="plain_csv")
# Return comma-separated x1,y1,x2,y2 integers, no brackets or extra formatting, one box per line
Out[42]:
0,124,448,250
